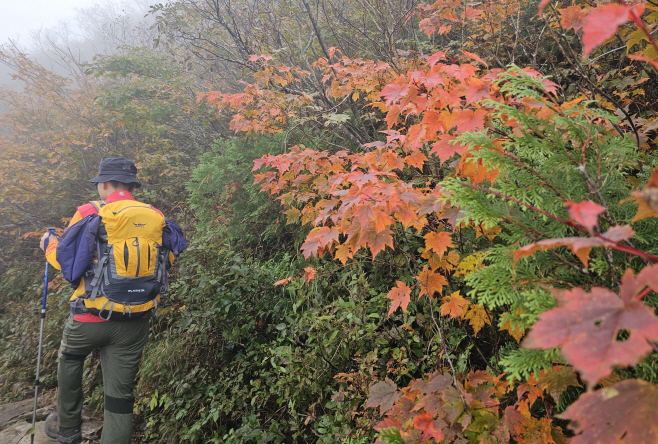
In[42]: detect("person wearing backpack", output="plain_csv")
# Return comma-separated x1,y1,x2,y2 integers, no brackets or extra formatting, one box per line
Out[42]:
38,158,186,444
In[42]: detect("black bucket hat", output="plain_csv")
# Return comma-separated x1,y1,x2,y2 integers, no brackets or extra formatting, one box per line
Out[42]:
89,158,142,188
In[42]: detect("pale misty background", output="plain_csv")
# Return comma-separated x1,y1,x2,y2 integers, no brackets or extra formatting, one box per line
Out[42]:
0,0,156,98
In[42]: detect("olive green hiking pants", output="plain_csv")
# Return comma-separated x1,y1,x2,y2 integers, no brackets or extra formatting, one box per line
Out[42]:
57,317,149,444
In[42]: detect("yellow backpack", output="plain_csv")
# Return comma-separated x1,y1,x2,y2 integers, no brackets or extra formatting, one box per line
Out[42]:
83,200,169,320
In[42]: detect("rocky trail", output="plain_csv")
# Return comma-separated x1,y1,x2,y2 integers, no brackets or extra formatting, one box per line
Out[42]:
0,397,102,444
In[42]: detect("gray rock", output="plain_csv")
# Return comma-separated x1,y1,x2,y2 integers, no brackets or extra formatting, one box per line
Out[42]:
21,405,55,423
82,420,103,441
0,399,33,428
18,421,59,444
0,420,58,444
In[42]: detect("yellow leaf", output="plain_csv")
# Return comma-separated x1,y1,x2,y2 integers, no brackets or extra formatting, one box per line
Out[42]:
643,44,658,60
422,248,460,272
454,251,488,278
626,28,648,52
463,304,491,336
284,207,300,224
628,191,658,222
438,250,460,272
500,319,525,342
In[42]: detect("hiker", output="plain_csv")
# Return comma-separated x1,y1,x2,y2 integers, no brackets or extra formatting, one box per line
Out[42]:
38,158,186,444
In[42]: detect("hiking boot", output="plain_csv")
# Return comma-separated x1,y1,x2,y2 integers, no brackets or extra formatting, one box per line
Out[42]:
44,412,82,444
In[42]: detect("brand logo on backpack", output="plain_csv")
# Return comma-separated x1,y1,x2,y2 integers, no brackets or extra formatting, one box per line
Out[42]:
133,223,146,228
127,289,146,293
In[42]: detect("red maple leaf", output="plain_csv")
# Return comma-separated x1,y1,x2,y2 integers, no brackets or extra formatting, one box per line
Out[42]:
453,109,487,132
559,380,658,444
380,81,409,105
386,281,412,315
523,268,658,386
426,51,448,67
513,225,635,268
565,200,604,233
301,226,340,258
430,135,468,163
581,4,645,57
405,124,426,150
461,50,488,67
365,378,401,414
440,63,479,82
464,78,490,104
413,412,444,441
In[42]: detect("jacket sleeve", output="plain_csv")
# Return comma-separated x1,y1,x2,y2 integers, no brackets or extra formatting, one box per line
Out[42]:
162,218,188,260
44,210,84,270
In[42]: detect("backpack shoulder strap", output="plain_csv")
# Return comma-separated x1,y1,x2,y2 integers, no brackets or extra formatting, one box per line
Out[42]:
89,200,107,212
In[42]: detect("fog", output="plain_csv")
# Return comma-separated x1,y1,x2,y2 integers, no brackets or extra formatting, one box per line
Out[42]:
0,0,156,88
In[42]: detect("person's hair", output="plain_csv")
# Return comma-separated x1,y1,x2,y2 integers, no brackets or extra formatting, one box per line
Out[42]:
109,180,136,192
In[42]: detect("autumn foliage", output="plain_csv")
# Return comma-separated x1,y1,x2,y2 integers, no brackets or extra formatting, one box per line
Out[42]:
195,0,658,442
5,0,658,441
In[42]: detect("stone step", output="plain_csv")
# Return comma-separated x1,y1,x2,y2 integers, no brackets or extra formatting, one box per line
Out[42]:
0,399,34,428
0,420,57,444
0,418,103,444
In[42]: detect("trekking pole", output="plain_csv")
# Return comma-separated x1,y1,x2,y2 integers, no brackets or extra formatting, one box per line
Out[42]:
31,228,57,444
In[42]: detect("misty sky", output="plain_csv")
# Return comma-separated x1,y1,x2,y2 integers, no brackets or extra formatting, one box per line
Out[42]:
0,0,98,43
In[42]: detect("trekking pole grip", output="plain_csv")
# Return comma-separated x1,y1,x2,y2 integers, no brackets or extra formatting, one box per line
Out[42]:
41,228,57,313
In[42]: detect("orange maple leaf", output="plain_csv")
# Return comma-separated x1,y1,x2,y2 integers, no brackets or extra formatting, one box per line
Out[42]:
405,149,428,169
500,319,525,342
405,124,426,150
416,265,447,298
274,277,292,286
440,292,469,318
452,109,487,132
301,226,340,258
424,230,453,257
463,304,491,336
386,281,412,316
304,267,317,283
361,224,394,258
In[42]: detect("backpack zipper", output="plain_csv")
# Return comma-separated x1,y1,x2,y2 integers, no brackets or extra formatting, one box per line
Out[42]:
133,238,140,277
